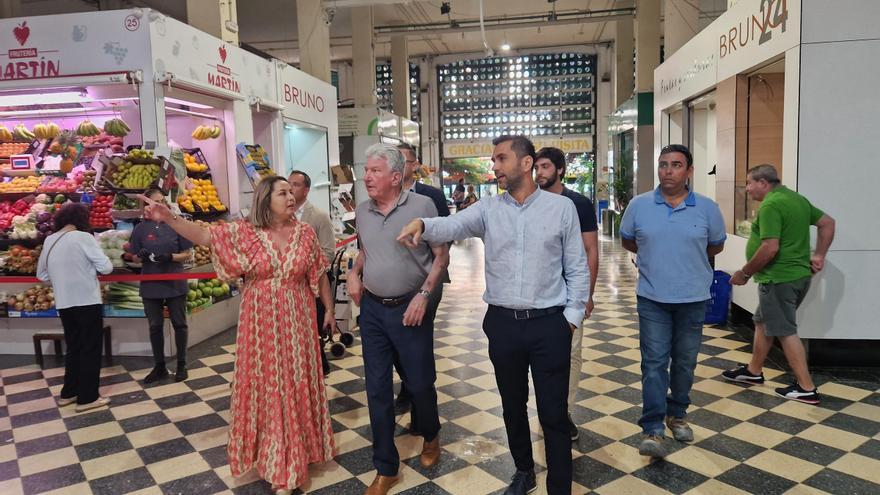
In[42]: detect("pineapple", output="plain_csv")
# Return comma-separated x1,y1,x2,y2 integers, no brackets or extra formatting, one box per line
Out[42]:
54,131,79,173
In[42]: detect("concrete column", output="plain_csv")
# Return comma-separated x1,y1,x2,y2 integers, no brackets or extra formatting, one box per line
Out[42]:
97,0,127,9
614,6,635,108
390,36,410,119
0,0,21,18
186,0,239,45
635,0,660,93
664,0,699,57
296,0,331,83
351,6,376,107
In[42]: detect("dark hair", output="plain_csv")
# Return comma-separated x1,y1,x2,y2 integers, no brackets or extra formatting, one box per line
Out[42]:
748,164,781,184
535,147,566,173
249,176,289,228
659,144,693,166
289,170,311,188
493,135,536,161
54,203,92,232
397,142,416,156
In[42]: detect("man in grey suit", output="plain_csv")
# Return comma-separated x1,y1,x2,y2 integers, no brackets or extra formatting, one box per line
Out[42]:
290,170,336,375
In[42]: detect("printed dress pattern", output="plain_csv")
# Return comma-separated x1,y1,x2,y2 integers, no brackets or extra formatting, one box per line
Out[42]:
210,220,334,489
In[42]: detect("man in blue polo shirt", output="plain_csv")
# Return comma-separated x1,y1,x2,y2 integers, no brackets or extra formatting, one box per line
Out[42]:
620,144,726,458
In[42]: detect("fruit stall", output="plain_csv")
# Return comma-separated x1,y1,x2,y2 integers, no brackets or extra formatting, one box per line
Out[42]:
0,9,340,356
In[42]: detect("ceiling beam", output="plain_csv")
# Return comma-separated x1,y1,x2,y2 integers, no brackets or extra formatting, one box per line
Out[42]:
322,0,420,7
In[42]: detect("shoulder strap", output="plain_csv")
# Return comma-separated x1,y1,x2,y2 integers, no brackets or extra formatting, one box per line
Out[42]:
45,230,73,262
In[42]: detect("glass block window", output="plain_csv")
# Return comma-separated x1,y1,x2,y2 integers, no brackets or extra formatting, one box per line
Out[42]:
376,62,421,122
437,53,595,141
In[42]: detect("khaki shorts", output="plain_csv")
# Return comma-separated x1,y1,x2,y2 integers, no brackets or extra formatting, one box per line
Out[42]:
753,277,811,337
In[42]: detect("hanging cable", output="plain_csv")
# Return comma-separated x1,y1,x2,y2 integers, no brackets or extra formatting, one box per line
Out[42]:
478,0,493,57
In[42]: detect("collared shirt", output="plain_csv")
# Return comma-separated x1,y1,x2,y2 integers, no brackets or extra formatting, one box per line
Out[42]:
422,187,589,327
129,221,194,298
356,191,440,297
298,201,336,267
620,187,727,303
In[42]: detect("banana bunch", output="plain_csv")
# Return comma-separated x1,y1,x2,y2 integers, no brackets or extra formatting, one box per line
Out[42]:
192,125,221,140
0,126,13,143
103,118,130,137
13,124,35,141
32,122,61,140
75,119,101,137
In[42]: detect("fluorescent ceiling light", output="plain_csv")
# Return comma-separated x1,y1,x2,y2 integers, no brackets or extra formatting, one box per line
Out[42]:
0,91,87,107
165,106,217,120
500,43,511,51
0,108,123,118
164,96,213,109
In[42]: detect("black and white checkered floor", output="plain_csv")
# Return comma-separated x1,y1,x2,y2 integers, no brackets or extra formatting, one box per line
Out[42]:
1,237,879,495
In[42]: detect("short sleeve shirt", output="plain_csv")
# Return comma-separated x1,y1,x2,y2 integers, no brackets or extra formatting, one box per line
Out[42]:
746,186,824,284
129,221,194,298
620,188,727,303
561,188,599,233
355,191,439,298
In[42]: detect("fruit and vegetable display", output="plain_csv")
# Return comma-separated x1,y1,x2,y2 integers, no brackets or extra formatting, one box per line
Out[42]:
36,177,78,194
75,119,101,137
105,282,143,311
191,125,222,140
0,176,41,193
102,118,131,138
6,284,54,313
0,142,29,156
184,152,209,173
0,199,30,230
46,131,80,174
193,245,212,266
104,159,161,190
89,194,115,229
32,122,61,140
95,229,130,269
187,278,231,310
81,132,125,154
1,245,41,274
0,126,14,143
177,178,226,214
12,124,35,141
73,169,97,190
112,193,139,211
236,143,274,184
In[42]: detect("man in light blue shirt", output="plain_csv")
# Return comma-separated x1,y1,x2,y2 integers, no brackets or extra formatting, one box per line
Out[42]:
398,135,588,495
620,144,726,459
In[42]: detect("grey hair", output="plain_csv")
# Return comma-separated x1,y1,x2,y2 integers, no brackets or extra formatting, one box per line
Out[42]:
748,164,781,184
365,143,406,176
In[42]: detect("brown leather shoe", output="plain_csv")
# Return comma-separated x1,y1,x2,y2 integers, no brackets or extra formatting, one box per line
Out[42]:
364,474,400,495
420,436,441,468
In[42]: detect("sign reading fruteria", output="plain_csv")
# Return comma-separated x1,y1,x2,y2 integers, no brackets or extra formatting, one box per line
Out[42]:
443,135,592,159
0,11,149,82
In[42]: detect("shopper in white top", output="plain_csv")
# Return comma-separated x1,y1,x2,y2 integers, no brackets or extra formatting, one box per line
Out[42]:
37,203,114,412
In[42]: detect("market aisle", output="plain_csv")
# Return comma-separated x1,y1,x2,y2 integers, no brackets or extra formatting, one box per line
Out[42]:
1,237,880,494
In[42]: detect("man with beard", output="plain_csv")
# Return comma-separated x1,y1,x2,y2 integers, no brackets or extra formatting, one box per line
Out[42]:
397,135,589,495
534,147,599,442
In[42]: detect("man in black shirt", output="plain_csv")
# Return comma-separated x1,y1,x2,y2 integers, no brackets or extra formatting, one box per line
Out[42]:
535,147,599,442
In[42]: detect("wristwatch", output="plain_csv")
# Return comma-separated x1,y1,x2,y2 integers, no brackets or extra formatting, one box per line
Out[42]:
417,289,431,299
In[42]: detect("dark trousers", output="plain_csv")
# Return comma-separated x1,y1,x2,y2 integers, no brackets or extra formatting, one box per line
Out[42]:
315,296,331,375
484,306,572,495
143,296,188,368
58,304,104,405
394,284,443,430
361,295,440,476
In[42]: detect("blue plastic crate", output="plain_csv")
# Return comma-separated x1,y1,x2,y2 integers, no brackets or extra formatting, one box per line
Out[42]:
705,270,732,324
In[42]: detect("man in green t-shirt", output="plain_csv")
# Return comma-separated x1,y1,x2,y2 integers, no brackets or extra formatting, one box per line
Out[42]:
722,164,835,405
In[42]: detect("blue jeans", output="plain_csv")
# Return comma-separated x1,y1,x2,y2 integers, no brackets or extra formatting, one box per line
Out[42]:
637,296,707,435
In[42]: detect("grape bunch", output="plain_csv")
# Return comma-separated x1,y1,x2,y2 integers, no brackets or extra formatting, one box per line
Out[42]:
104,42,128,65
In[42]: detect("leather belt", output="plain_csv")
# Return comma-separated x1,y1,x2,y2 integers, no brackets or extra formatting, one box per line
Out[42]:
365,289,414,307
489,305,565,320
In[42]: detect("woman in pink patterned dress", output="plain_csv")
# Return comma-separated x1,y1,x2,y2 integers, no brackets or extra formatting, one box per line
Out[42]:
142,176,336,494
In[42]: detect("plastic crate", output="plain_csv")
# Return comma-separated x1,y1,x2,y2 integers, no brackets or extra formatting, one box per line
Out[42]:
704,270,732,324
